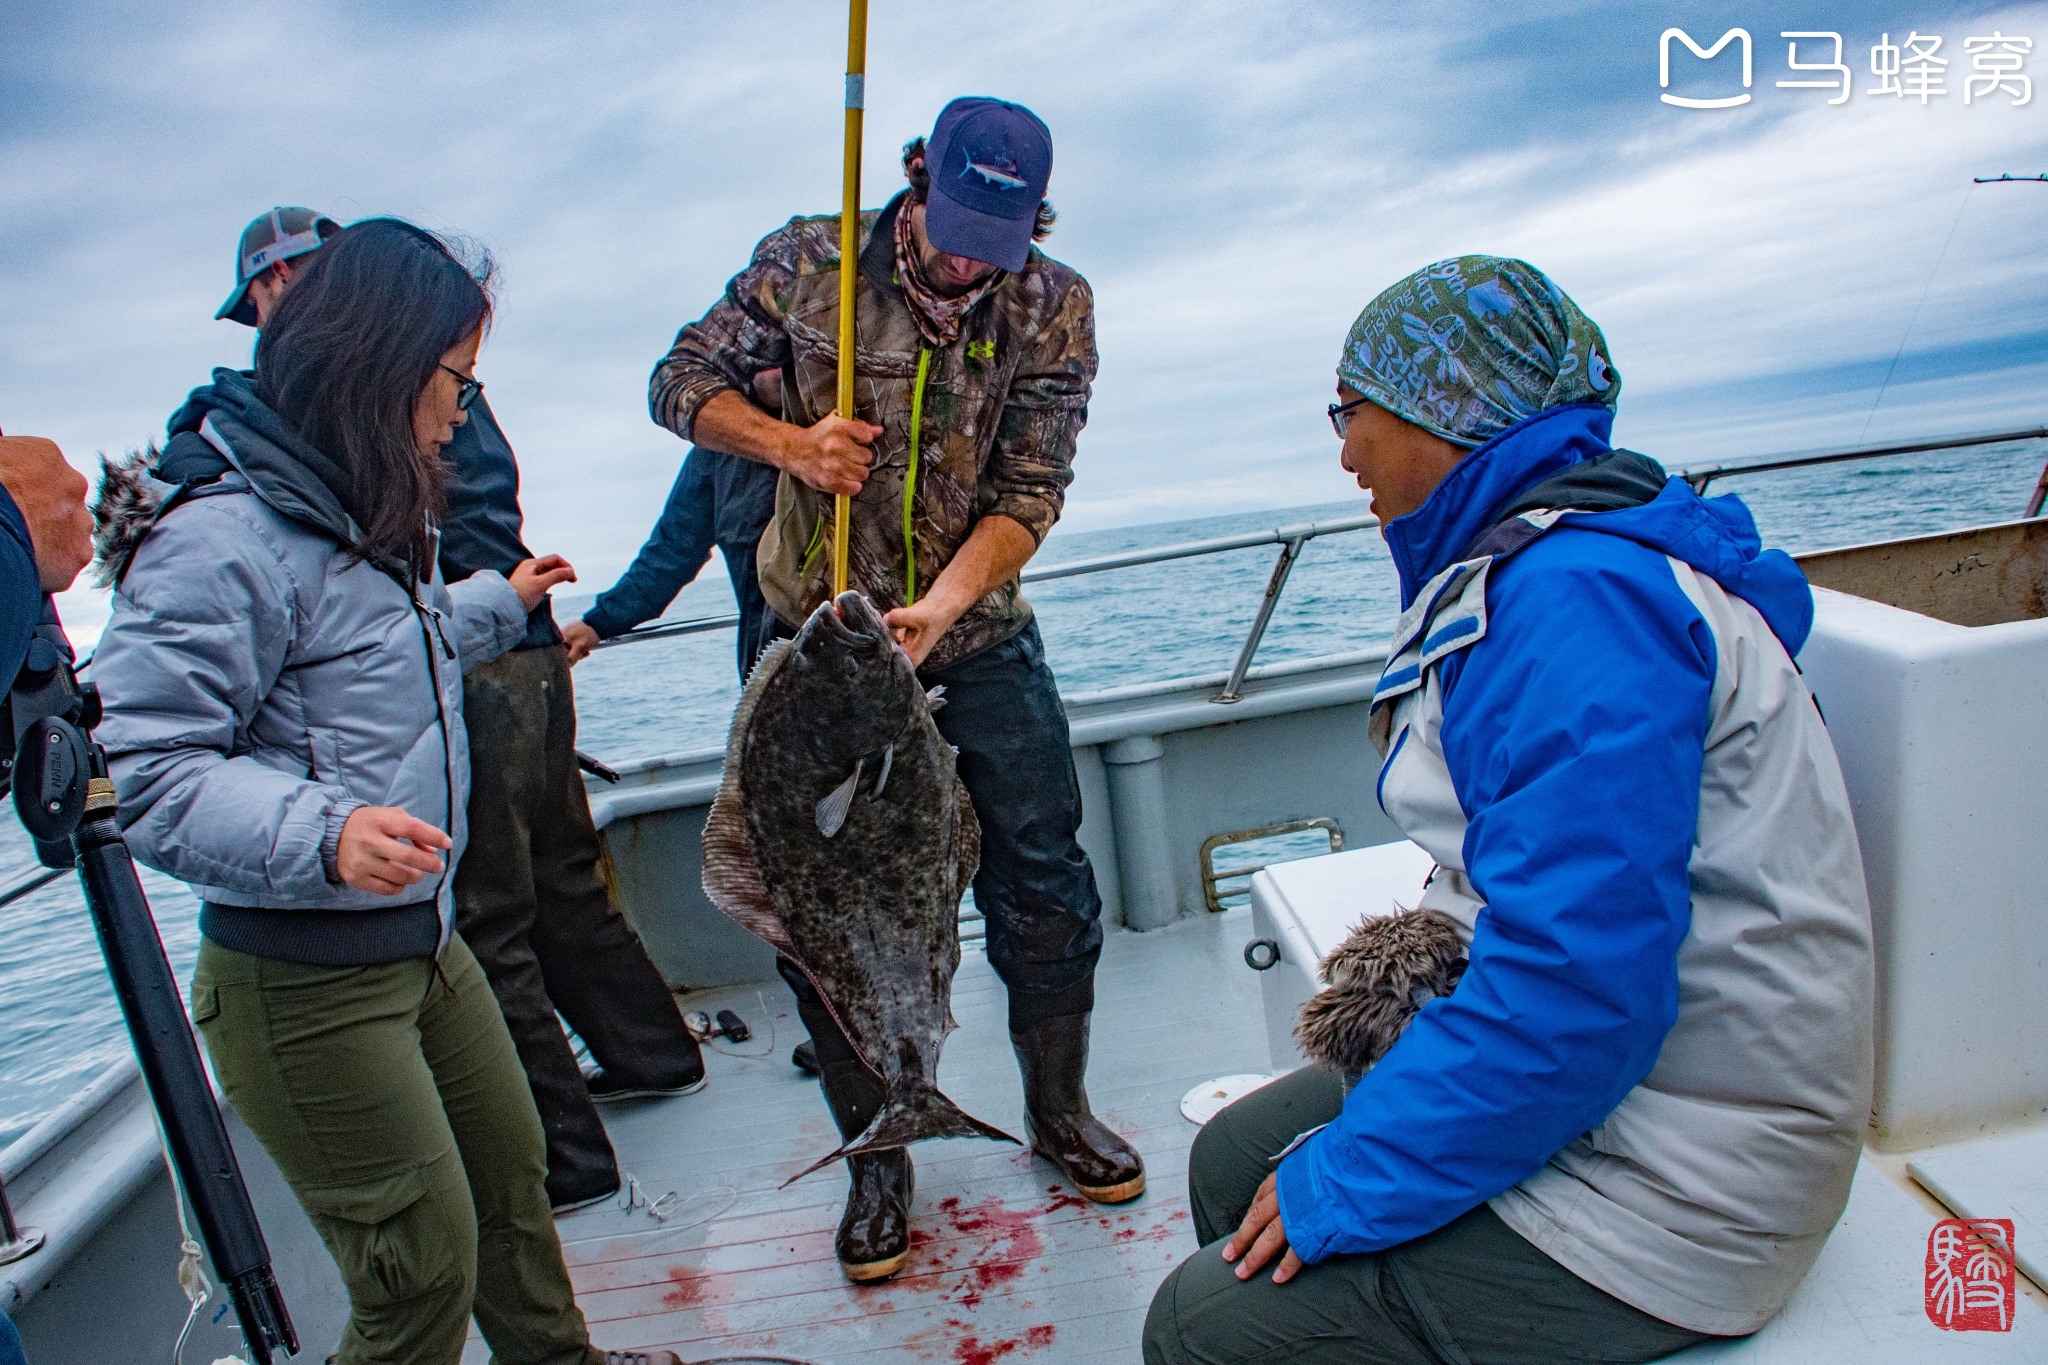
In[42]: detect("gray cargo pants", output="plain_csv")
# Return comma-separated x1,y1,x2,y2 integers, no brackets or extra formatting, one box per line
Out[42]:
1143,1067,1714,1364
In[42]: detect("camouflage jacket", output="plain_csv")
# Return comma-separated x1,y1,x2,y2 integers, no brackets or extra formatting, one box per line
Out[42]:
649,191,1097,672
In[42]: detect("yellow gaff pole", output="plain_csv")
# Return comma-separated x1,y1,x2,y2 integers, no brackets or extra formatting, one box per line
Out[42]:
833,0,869,598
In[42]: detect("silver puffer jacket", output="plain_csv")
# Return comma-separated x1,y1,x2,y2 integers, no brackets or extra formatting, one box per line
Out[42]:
91,372,527,961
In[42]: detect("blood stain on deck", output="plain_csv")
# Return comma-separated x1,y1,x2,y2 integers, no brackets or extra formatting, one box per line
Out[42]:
659,1263,719,1311
901,1191,1053,1307
902,1317,1058,1364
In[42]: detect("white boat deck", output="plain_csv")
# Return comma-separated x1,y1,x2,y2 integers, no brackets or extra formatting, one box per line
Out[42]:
512,909,1267,1364
459,903,2047,1364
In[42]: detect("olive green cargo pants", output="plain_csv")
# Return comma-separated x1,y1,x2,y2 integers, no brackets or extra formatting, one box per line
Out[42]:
1143,1066,1714,1364
191,935,602,1365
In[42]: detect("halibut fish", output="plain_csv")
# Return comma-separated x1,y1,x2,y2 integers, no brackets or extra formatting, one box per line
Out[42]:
701,591,1017,1181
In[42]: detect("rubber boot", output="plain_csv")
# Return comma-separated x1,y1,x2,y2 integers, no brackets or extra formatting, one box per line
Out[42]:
779,957,914,1282
1012,1011,1146,1204
819,1060,915,1281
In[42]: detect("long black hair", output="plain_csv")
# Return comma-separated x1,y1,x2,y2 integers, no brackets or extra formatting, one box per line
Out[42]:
902,136,1055,240
255,218,493,575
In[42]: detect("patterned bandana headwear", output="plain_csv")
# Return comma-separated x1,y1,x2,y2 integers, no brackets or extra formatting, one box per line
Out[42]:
894,201,1004,347
1337,256,1620,448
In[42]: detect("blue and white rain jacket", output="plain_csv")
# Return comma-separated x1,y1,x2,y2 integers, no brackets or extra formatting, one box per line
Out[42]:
1277,404,1875,1335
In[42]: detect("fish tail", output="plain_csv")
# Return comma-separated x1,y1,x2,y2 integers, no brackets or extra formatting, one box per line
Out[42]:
781,1081,1019,1186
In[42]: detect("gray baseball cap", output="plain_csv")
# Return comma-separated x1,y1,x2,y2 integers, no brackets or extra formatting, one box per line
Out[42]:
216,207,341,326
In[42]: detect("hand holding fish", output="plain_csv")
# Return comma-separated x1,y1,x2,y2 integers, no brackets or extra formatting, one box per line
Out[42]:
1222,1171,1303,1284
883,595,965,668
884,514,1039,666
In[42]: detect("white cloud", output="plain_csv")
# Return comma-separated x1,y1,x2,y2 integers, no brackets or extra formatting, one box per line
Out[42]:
6,0,2045,647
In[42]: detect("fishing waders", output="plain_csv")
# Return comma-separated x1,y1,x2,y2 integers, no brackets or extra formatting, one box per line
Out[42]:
778,957,914,1282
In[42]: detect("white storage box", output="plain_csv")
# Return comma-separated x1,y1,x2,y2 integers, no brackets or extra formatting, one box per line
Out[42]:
1796,521,2048,1150
1246,839,1439,1072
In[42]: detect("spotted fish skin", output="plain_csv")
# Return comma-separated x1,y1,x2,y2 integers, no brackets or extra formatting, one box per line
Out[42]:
701,591,1014,1181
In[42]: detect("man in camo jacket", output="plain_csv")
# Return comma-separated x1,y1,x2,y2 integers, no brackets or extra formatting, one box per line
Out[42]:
650,96,1142,1284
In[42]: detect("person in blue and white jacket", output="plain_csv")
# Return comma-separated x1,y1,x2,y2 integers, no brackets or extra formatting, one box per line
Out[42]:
1145,256,1875,1365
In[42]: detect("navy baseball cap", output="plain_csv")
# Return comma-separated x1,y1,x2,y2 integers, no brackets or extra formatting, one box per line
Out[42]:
923,97,1052,274
216,207,340,326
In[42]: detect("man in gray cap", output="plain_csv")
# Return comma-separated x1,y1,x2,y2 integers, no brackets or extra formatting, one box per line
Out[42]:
213,206,339,327
186,206,707,1216
652,96,1142,1283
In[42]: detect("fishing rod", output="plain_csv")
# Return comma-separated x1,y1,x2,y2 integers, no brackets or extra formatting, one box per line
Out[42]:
832,0,870,597
2,598,297,1363
1974,173,2048,516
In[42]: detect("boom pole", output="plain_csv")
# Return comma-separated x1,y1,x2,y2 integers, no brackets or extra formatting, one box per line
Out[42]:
834,0,869,597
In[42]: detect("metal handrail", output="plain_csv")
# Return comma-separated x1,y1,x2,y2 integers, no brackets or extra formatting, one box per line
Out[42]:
1668,424,2048,495
586,424,2048,698
589,511,1386,653
1023,511,1382,582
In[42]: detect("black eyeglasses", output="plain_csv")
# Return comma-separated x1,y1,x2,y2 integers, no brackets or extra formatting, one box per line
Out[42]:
440,364,483,411
1328,395,1372,439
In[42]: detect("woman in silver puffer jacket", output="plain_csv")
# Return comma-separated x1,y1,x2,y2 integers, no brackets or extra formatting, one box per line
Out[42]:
92,219,672,1365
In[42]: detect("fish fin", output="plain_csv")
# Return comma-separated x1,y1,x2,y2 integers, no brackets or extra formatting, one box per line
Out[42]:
701,788,796,957
925,685,948,712
781,1080,1019,1186
700,639,800,956
815,759,862,837
952,778,981,904
870,743,893,799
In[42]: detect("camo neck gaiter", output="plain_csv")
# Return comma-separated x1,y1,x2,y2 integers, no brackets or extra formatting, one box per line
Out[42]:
893,199,1002,348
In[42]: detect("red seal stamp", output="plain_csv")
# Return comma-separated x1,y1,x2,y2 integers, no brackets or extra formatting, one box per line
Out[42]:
1925,1217,2016,1332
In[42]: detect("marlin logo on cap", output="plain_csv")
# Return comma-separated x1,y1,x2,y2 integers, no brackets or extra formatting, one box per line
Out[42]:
960,150,1027,191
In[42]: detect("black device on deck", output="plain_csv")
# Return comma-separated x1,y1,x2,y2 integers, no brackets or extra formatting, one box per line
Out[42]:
2,597,298,1362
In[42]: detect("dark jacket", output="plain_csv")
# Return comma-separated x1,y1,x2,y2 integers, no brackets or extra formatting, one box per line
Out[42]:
0,482,39,686
579,445,777,679
95,369,527,965
649,190,1097,671
437,397,560,651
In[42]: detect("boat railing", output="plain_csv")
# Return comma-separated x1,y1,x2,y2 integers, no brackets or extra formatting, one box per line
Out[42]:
590,423,2048,702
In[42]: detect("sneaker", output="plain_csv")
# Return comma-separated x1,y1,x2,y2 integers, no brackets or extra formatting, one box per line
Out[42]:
792,1039,819,1075
584,1066,708,1104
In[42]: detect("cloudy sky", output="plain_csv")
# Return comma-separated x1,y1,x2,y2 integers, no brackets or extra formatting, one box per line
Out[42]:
4,1,2045,640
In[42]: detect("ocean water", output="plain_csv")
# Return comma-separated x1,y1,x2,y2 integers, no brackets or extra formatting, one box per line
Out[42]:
0,440,2039,1148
